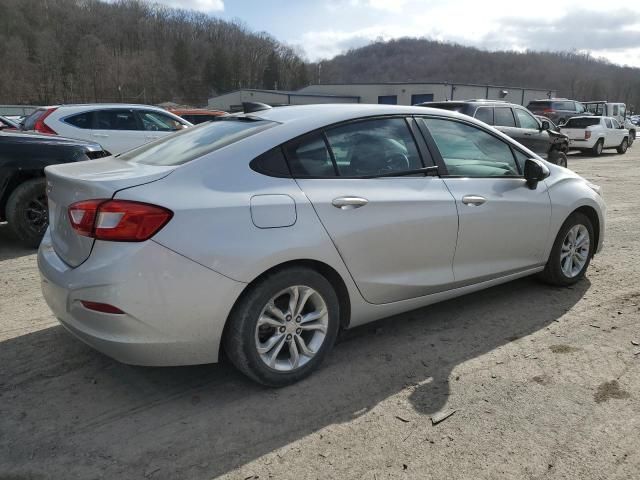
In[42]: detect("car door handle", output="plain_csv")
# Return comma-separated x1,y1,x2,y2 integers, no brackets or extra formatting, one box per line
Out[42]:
332,196,368,210
92,133,108,138
462,195,487,206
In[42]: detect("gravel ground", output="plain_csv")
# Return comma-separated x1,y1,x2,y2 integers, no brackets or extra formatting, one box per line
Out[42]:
1,150,639,480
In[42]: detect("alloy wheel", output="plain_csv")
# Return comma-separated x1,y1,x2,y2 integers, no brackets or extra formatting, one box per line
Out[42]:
23,194,48,235
254,285,329,371
560,224,590,278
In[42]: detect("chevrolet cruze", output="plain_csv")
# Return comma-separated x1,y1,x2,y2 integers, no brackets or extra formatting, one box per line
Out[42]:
38,104,605,386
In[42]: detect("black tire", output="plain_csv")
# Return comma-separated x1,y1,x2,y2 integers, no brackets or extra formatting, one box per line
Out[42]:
5,178,48,248
223,267,340,387
591,139,603,156
538,212,594,286
617,137,628,154
629,130,635,145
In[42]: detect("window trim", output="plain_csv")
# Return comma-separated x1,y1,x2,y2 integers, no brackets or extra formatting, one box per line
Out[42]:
414,114,528,179
281,115,432,179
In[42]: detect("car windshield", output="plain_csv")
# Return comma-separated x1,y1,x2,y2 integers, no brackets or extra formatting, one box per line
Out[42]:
564,118,600,128
119,117,276,165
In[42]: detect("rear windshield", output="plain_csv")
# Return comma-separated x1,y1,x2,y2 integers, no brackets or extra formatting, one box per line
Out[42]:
22,109,46,130
563,118,600,128
120,117,276,165
527,101,550,109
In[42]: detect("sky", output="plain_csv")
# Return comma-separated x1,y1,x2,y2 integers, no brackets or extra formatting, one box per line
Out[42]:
150,0,640,67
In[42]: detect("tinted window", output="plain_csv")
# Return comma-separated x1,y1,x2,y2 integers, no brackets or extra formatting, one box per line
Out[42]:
64,112,93,129
138,111,183,132
285,135,335,177
514,109,539,129
250,147,290,177
324,118,422,177
564,117,600,128
120,118,275,166
474,107,493,125
422,118,519,177
494,107,516,127
181,114,220,124
604,118,613,128
95,110,140,131
554,101,575,111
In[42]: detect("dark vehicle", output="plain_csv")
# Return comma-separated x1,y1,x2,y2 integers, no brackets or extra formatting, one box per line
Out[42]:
418,100,569,167
0,131,109,247
526,98,590,126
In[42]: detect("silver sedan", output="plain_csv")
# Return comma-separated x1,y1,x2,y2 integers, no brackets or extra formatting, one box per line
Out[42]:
38,104,605,386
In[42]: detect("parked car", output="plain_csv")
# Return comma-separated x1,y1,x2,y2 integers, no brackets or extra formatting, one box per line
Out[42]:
39,104,605,386
21,104,192,155
168,108,227,124
1,131,109,247
583,101,636,144
0,115,20,131
560,116,629,156
630,115,640,126
527,98,590,126
419,100,569,167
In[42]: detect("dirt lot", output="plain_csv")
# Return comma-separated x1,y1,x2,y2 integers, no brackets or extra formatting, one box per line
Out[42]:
1,149,639,480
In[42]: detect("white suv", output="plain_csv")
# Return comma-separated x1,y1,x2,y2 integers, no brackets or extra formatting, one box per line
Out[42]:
22,104,192,155
560,116,630,156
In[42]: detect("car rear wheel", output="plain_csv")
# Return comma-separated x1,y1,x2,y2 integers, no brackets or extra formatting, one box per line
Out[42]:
592,139,603,156
6,178,48,248
224,267,340,387
617,137,628,154
539,212,594,286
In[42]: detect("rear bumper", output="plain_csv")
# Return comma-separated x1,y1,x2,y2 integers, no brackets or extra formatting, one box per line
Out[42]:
568,138,597,149
38,230,246,366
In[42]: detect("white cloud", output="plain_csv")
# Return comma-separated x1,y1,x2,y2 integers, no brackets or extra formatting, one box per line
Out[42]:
156,0,224,12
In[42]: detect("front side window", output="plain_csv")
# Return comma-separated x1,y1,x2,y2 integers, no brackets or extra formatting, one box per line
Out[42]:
138,111,183,132
324,118,423,177
421,118,519,177
575,102,585,113
612,119,621,129
494,107,516,127
95,110,140,131
604,118,613,128
474,107,493,125
515,109,539,129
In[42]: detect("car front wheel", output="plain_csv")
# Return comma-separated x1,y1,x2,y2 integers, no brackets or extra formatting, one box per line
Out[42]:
539,212,594,286
224,267,340,387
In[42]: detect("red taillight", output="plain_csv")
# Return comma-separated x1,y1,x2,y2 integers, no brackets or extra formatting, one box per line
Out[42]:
68,199,172,242
585,130,591,140
543,108,555,114
34,108,58,135
80,301,125,314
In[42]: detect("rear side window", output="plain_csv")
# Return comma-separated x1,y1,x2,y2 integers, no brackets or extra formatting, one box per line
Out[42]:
474,107,493,125
604,118,613,128
285,135,336,177
494,107,516,127
324,118,422,177
564,118,600,128
250,147,290,177
64,112,93,129
120,118,276,166
95,110,140,131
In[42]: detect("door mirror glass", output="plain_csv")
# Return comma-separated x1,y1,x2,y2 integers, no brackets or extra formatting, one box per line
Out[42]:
540,120,550,131
524,158,549,189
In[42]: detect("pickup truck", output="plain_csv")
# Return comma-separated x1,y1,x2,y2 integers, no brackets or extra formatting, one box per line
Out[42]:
583,101,635,145
560,116,629,156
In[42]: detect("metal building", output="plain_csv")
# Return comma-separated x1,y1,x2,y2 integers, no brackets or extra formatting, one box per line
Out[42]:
208,82,556,112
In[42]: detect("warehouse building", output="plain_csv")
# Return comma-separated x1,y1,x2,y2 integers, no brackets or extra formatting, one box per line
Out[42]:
208,82,556,111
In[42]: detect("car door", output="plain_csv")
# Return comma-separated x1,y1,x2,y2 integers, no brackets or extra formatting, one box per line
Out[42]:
289,117,459,305
91,109,146,154
513,107,550,157
136,110,185,143
610,119,625,146
602,118,616,147
417,116,552,284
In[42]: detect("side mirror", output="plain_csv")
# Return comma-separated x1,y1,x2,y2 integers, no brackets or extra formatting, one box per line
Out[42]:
540,120,550,131
524,158,550,189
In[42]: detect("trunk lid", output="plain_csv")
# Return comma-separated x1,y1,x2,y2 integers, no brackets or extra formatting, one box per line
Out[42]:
45,157,175,267
561,127,591,141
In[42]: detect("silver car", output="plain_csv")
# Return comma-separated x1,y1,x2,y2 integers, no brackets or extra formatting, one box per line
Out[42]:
38,104,605,386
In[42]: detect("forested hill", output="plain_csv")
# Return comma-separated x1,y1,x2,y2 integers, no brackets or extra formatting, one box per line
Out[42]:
0,0,308,106
315,38,640,107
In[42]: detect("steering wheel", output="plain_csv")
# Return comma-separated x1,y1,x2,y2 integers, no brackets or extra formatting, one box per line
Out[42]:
385,152,410,171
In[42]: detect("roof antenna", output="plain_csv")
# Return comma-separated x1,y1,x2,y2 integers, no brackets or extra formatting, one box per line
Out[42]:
243,102,272,114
